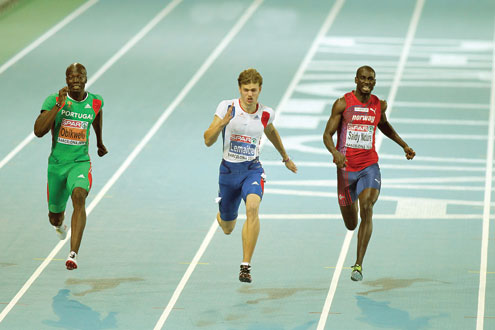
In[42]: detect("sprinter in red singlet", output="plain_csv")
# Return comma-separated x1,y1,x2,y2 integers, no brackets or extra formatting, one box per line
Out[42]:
323,66,415,281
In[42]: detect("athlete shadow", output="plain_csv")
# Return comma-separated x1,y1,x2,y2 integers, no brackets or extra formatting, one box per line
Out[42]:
43,289,117,329
356,295,447,330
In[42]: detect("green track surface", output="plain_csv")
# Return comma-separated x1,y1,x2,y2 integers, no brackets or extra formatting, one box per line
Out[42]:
0,0,85,64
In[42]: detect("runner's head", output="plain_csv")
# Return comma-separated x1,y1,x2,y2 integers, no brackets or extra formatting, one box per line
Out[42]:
238,68,262,107
355,65,376,95
66,63,87,95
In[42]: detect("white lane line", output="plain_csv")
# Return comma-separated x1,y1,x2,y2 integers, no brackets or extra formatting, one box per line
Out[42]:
0,133,35,169
0,0,99,75
375,0,425,152
236,213,488,220
389,118,487,126
268,180,485,191
378,154,485,163
476,21,495,330
317,1,425,329
394,133,487,140
264,0,346,142
152,1,265,328
152,219,218,330
270,176,486,184
264,188,494,207
0,0,183,323
154,1,346,328
262,160,485,172
394,101,490,109
0,0,183,170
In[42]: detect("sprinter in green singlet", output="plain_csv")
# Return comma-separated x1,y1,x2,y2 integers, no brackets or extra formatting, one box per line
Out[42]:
34,63,107,270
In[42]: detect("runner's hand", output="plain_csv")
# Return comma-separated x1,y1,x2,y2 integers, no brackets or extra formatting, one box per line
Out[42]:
404,146,415,160
57,87,68,106
221,102,234,127
332,151,347,168
97,144,108,157
285,159,297,173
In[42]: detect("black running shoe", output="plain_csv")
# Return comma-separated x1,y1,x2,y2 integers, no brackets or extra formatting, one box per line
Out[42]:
239,265,252,283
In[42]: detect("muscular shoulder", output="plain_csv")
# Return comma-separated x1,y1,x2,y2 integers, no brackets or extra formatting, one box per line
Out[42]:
259,103,274,115
86,92,104,114
88,92,104,104
332,96,346,113
215,99,236,118
90,93,103,101
380,99,387,112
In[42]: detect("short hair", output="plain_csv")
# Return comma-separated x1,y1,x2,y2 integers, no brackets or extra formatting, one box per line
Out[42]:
356,65,375,78
238,68,263,87
66,63,87,76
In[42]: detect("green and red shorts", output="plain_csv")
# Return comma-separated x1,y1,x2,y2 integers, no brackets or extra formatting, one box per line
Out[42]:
47,161,92,213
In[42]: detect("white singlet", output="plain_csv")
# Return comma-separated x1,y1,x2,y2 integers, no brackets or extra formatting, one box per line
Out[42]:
215,98,275,163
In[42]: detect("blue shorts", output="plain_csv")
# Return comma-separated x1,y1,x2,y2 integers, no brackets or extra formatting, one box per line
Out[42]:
336,163,381,206
218,159,265,221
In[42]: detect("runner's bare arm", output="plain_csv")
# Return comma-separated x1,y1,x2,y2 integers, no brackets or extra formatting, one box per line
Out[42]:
34,87,68,137
264,123,297,173
377,100,416,160
204,103,234,147
92,110,108,157
323,97,347,168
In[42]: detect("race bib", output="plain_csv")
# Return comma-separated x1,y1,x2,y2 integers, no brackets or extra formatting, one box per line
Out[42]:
58,118,88,145
345,124,374,149
228,134,256,160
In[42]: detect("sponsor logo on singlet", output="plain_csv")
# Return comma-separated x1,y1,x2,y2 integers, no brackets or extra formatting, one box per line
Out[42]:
354,107,369,112
58,118,88,145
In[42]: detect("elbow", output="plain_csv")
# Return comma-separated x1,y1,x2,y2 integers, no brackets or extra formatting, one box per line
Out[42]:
203,133,213,147
204,139,214,147
33,127,44,138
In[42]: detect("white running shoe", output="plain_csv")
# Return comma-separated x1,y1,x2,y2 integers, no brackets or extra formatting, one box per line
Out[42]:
66,251,78,270
54,225,67,240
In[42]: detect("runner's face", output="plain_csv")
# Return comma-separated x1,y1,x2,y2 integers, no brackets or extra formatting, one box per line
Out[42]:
66,67,87,94
355,69,376,94
239,83,261,106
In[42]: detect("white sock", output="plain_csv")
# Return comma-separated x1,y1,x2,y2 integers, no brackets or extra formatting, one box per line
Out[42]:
241,262,250,266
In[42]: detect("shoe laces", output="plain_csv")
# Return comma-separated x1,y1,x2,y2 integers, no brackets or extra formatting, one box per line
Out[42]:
351,264,362,272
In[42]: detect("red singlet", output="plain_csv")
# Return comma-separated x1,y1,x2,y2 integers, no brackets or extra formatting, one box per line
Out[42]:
336,91,381,171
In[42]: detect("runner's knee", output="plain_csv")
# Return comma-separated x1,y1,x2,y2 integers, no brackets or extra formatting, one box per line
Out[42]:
71,188,87,206
344,218,358,231
221,219,236,235
222,224,235,235
49,212,64,226
359,201,375,219
217,213,236,234
245,194,260,219
245,203,259,219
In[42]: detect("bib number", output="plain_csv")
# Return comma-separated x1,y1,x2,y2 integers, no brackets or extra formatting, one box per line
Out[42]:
58,119,88,145
345,124,374,149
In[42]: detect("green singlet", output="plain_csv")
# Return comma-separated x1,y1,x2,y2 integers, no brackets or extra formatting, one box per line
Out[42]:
42,92,103,163
41,92,104,213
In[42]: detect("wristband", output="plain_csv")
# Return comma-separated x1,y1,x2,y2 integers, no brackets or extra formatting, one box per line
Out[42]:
282,156,290,163
55,102,63,109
